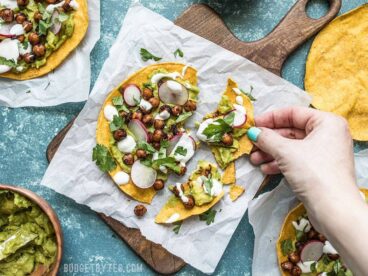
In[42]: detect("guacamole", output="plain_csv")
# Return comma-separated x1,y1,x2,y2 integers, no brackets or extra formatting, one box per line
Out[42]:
0,191,57,276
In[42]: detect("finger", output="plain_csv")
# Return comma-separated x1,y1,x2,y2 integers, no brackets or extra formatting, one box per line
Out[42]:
250,150,274,165
260,160,281,175
273,128,306,139
255,107,321,130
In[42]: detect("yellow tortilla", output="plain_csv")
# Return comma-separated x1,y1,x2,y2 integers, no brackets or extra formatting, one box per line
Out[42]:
229,184,244,201
221,162,235,185
96,63,197,204
0,0,89,80
276,188,368,275
305,4,368,141
210,78,255,168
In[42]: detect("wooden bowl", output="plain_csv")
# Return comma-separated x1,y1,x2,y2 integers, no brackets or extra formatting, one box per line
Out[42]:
0,184,63,276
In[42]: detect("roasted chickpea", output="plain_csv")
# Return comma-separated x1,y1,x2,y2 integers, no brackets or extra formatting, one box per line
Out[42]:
327,253,340,260
113,129,127,141
17,35,25,42
17,0,29,6
183,195,195,209
140,107,151,115
0,9,14,23
152,129,164,142
221,133,233,146
171,105,182,116
23,53,35,64
178,166,187,176
119,111,128,119
288,252,300,264
134,205,147,217
318,233,327,242
295,241,304,253
170,124,180,136
32,44,46,57
281,261,293,272
136,149,147,159
148,97,160,109
153,119,164,130
22,21,33,32
131,110,143,121
142,87,153,100
15,13,26,24
291,266,302,276
171,184,184,197
153,179,165,191
28,32,40,45
123,154,134,166
184,100,197,112
159,104,172,114
307,229,318,240
45,0,57,3
33,11,42,22
62,0,71,11
152,142,161,150
142,114,153,126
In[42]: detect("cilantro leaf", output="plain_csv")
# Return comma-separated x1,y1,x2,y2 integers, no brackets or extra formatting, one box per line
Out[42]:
92,144,117,172
137,141,156,154
173,48,184,58
38,20,52,35
140,48,162,62
172,221,182,234
202,118,232,142
199,208,217,225
280,239,294,256
174,146,187,156
0,57,16,68
140,159,153,167
240,87,256,101
152,157,180,174
112,96,129,113
176,112,193,123
160,140,169,149
203,177,213,195
109,115,125,132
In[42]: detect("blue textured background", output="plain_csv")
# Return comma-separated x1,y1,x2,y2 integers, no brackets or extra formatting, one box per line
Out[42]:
0,0,366,275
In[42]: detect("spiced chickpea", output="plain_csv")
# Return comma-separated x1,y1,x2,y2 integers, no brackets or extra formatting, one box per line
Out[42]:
171,105,183,116
152,130,164,142
23,53,35,64
33,11,42,22
288,252,300,264
113,129,127,141
183,195,195,209
136,149,147,159
281,261,293,272
178,166,187,176
33,44,46,57
123,154,134,166
15,13,26,24
134,205,147,217
148,97,160,109
184,100,197,112
159,105,172,114
22,21,33,32
45,0,57,3
153,119,164,130
221,133,233,146
142,88,153,100
0,9,14,23
153,179,165,191
28,32,40,45
131,110,143,121
142,114,153,126
17,0,29,6
62,0,72,12
291,266,302,276
152,142,161,150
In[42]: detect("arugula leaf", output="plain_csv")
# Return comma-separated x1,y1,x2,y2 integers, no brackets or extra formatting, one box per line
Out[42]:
140,48,162,62
333,260,342,274
0,57,16,68
174,146,187,156
173,48,184,58
202,118,232,142
176,112,192,123
38,20,52,35
203,177,213,195
109,115,125,132
172,221,182,234
37,3,46,13
280,239,294,256
199,208,217,225
321,254,331,265
223,112,235,125
112,95,124,106
92,145,116,172
137,141,156,154
152,157,180,174
57,12,69,22
240,87,256,101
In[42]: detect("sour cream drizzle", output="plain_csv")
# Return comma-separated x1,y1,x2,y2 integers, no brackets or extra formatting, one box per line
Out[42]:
155,110,170,121
292,218,311,233
296,261,315,273
117,135,136,153
323,241,338,255
196,118,218,142
113,171,130,185
165,213,180,223
139,98,152,112
176,183,189,203
103,105,119,122
151,72,181,84
46,0,79,13
170,133,195,165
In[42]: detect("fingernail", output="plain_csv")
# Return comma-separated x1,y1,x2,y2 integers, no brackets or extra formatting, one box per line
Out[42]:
247,127,261,142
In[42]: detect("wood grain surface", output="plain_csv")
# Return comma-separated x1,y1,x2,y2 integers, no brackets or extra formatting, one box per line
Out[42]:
46,1,341,274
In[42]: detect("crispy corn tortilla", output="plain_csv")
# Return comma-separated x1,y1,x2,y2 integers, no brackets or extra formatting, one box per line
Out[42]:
0,0,89,80
221,162,235,185
229,184,244,201
210,78,255,169
305,4,368,141
276,188,368,275
96,63,197,204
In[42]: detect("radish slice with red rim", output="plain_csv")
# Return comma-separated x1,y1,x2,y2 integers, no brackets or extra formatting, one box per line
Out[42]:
158,80,189,105
128,119,148,142
123,84,141,106
224,110,247,128
51,11,62,34
300,240,324,262
131,160,157,189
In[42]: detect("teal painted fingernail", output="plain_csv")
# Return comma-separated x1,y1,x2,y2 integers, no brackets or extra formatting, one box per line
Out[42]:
247,127,261,142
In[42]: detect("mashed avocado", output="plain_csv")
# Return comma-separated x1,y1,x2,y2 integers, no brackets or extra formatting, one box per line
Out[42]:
0,191,57,276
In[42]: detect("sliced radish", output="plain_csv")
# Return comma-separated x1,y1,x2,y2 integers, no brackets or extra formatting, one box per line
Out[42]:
300,240,324,262
0,34,16,39
167,133,183,155
0,39,19,62
0,22,15,36
158,80,189,105
224,110,247,128
51,11,62,34
122,84,141,106
128,119,148,142
131,160,157,189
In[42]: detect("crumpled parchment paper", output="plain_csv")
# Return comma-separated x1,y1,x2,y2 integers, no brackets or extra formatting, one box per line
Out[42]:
0,0,100,108
41,2,311,273
249,149,368,276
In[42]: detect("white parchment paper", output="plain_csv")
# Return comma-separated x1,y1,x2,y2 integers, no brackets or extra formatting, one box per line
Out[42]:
249,149,368,276
41,2,310,273
0,0,100,108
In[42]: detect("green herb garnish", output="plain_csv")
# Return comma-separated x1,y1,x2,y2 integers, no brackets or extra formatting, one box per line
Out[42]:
240,87,256,101
173,221,182,234
310,262,317,273
160,140,169,149
140,48,162,62
109,115,125,132
174,146,187,156
38,20,52,35
280,239,294,256
202,113,234,142
0,57,16,68
199,208,217,225
137,141,156,154
152,157,180,174
203,177,213,195
173,48,184,58
176,112,192,123
58,13,69,22
92,144,117,172
112,96,129,113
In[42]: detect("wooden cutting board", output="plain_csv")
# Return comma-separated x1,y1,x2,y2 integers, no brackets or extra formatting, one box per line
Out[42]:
47,1,341,274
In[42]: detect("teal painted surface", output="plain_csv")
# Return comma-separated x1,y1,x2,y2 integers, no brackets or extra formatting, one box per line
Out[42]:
0,0,366,275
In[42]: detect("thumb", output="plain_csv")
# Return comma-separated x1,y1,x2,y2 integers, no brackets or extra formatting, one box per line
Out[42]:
247,127,289,157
